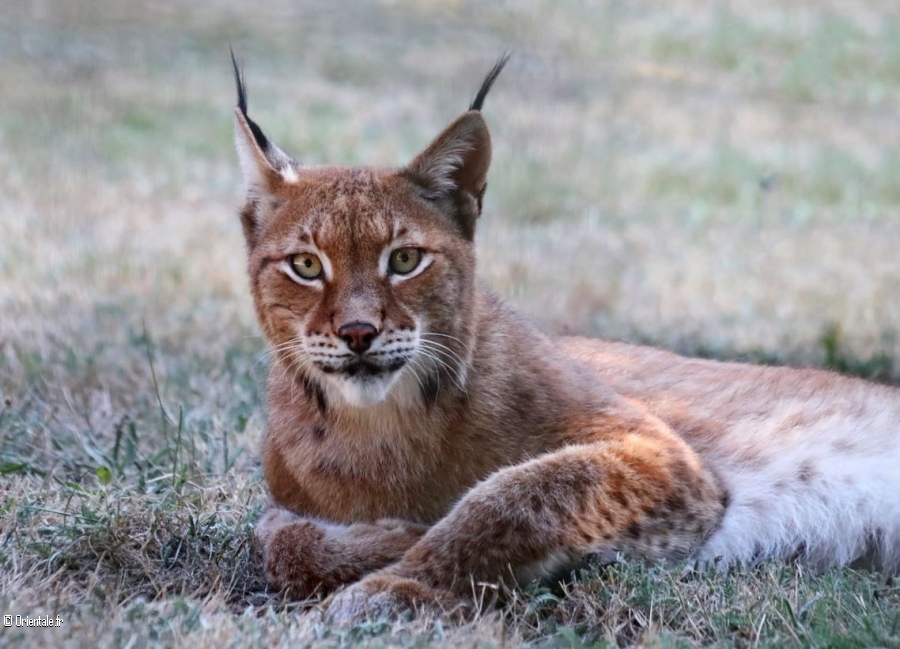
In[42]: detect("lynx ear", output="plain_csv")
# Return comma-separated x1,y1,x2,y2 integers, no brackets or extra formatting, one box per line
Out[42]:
231,51,297,243
407,111,491,198
234,109,295,191
404,54,509,239
404,112,490,239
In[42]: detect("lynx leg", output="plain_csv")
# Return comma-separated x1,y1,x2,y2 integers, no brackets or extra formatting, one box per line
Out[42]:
257,508,429,598
327,429,727,620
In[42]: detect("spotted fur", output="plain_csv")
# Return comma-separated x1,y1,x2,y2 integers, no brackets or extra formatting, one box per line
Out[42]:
231,55,900,619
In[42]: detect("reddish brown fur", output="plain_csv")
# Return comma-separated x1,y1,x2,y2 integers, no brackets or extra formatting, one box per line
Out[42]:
232,61,737,620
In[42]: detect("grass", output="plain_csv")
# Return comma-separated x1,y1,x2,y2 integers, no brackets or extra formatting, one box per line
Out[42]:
2,0,900,646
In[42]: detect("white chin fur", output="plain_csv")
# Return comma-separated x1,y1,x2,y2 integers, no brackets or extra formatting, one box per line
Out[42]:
325,373,399,407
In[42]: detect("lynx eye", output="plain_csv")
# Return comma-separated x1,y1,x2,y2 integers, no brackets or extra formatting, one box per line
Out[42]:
290,253,323,280
388,248,422,275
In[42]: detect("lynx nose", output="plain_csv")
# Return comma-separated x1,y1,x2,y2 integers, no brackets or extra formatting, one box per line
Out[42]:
337,322,379,354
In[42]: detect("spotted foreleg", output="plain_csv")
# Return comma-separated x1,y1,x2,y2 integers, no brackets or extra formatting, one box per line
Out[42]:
327,425,727,619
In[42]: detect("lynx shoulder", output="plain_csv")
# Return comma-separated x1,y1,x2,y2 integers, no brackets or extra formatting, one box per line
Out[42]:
231,52,900,616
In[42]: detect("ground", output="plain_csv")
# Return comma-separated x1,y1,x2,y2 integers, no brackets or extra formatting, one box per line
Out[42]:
2,0,900,646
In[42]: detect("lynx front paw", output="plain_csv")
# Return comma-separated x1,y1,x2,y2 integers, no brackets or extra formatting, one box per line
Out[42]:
257,509,431,599
325,573,466,625
256,507,301,547
258,510,332,599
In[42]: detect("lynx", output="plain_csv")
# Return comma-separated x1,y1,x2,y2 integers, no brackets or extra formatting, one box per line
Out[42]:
231,53,900,620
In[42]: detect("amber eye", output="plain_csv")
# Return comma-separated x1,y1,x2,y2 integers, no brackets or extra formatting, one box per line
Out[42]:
388,248,422,275
290,253,323,280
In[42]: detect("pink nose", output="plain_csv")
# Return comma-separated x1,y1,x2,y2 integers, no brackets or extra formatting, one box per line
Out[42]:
337,322,378,354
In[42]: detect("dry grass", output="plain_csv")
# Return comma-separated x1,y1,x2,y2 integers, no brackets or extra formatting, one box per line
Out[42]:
3,0,900,646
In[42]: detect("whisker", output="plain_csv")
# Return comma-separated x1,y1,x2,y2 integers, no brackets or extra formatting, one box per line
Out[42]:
402,354,430,396
421,331,466,346
419,339,465,365
419,340,467,383
421,332,472,357
255,338,308,368
417,345,466,391
418,340,472,407
284,346,317,405
415,348,443,394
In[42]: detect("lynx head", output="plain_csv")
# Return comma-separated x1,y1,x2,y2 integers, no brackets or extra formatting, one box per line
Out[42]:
232,53,508,409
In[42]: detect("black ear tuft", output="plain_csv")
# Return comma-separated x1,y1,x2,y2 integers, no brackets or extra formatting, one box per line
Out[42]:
230,48,270,152
230,47,247,115
469,52,511,112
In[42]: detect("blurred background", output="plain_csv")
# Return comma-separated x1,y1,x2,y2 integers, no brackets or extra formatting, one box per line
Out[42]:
3,0,900,476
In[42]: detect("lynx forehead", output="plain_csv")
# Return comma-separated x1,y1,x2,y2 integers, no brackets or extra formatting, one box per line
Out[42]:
233,53,900,622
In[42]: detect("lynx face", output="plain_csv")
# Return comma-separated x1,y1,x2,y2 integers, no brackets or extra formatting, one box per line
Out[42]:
247,169,477,406
232,55,506,407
